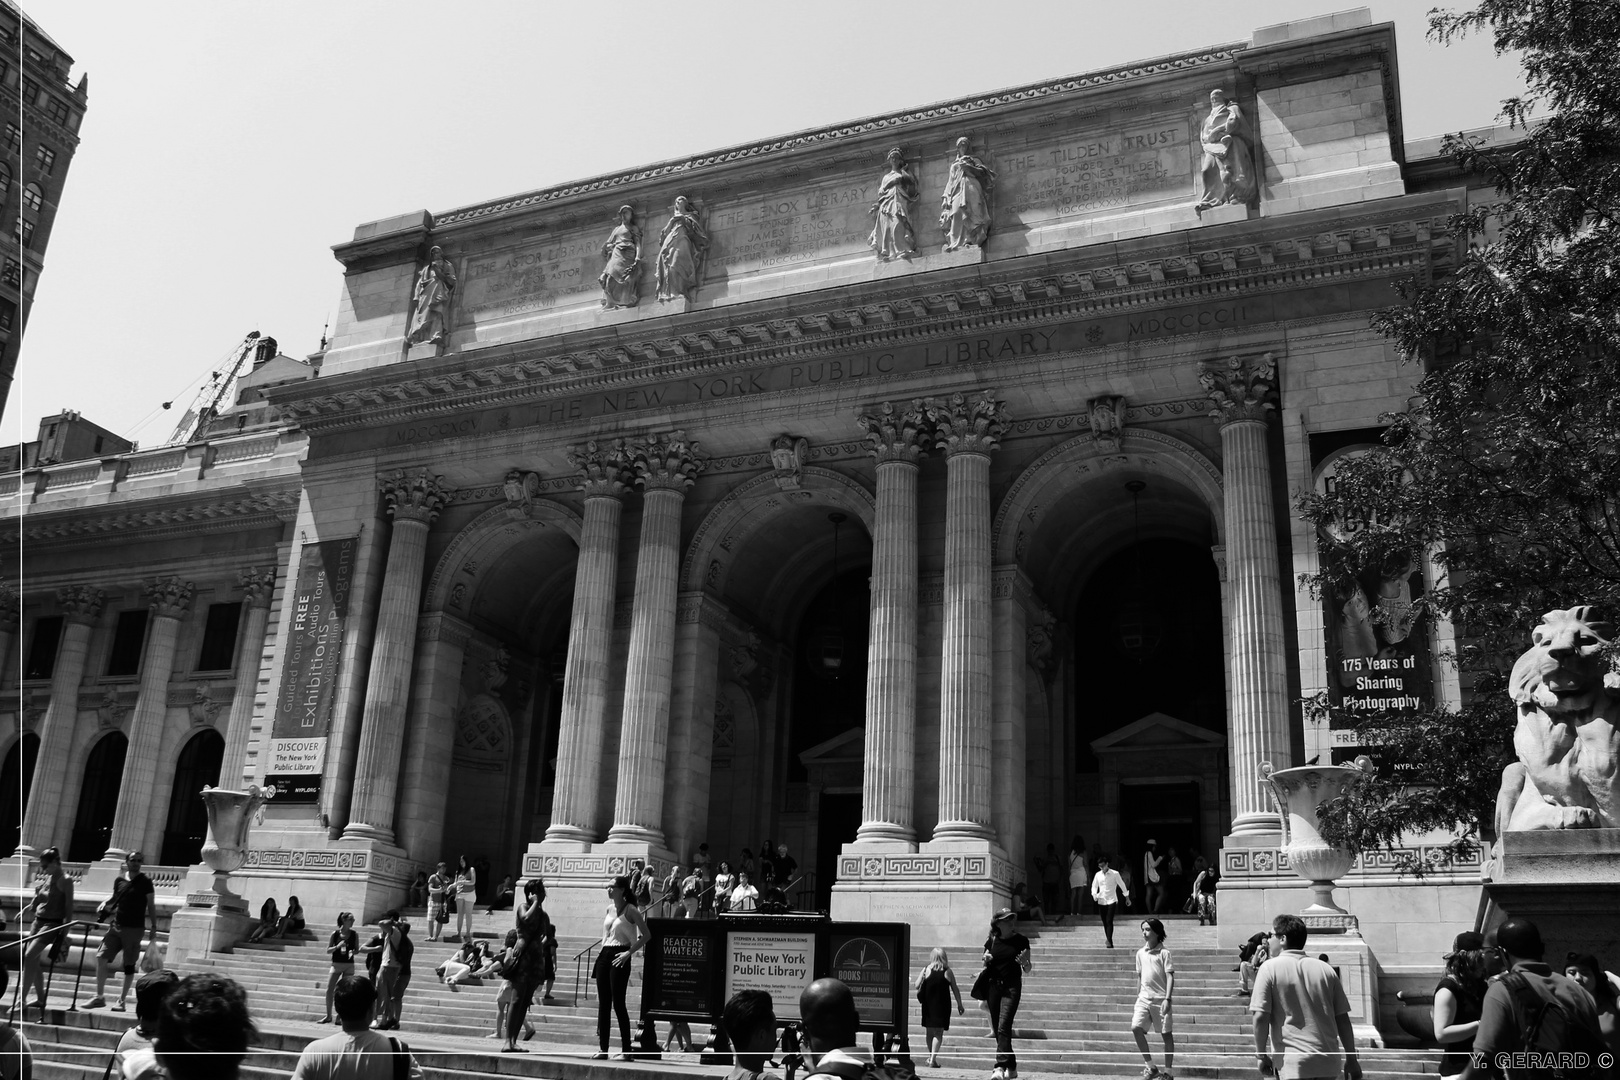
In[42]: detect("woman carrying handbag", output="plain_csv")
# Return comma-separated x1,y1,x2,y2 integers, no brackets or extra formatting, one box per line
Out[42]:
978,908,1032,1080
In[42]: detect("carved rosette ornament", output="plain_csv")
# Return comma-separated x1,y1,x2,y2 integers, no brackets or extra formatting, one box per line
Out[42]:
381,470,451,524
57,584,106,625
630,431,705,492
770,434,809,490
145,576,195,620
856,400,933,464
927,389,1010,456
237,567,276,609
1199,354,1277,425
568,439,634,498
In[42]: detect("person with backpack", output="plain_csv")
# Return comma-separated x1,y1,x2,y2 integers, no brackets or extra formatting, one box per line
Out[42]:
1461,917,1605,1079
1190,864,1219,927
291,974,425,1080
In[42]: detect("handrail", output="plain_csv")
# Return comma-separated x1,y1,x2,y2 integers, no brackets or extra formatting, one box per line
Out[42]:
572,940,599,1004
4,919,102,1020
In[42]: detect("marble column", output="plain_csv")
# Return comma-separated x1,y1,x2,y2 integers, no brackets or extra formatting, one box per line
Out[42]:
608,432,704,847
991,568,1032,872
546,440,632,844
395,611,471,861
662,592,725,862
928,390,1009,844
1199,354,1290,835
0,582,17,680
342,471,451,845
853,400,931,845
106,577,195,859
17,586,105,856
219,568,276,788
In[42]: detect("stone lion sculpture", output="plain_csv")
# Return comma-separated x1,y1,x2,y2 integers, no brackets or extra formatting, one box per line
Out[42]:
1494,606,1620,833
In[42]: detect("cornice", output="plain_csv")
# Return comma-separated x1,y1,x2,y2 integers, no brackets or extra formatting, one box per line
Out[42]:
430,43,1247,229
278,199,1455,435
0,86,82,154
2,486,301,547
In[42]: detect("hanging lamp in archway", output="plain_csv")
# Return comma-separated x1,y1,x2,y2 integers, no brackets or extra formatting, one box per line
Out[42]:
812,512,848,677
1113,480,1165,661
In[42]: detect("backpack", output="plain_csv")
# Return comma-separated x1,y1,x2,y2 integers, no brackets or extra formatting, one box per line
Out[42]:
395,932,414,969
386,1036,412,1080
1499,971,1608,1079
806,1059,914,1080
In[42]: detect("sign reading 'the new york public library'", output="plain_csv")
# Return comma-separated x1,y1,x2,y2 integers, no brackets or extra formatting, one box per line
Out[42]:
266,536,357,802
643,917,908,1034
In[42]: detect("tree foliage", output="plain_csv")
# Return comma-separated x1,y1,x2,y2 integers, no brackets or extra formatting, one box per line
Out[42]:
1295,0,1620,870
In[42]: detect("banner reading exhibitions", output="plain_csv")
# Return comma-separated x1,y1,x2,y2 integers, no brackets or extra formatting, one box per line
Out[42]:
266,537,357,802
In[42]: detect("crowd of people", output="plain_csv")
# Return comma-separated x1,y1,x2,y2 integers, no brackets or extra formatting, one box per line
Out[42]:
619,840,803,919
1032,836,1218,930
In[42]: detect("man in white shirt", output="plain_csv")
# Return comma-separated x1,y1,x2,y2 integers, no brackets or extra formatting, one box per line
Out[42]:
1251,915,1361,1080
291,975,425,1080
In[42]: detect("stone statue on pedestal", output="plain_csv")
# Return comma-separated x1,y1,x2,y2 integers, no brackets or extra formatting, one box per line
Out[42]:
1495,606,1620,833
407,245,457,347
1194,89,1256,214
939,137,995,252
599,205,642,309
655,196,708,303
868,147,919,260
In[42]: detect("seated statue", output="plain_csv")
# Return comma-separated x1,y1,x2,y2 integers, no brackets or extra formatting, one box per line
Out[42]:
1494,606,1619,833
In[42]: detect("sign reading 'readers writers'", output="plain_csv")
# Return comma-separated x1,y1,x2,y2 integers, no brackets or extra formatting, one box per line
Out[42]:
267,537,356,802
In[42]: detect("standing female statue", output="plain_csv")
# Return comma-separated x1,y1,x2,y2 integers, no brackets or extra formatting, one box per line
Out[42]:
407,245,457,347
1194,89,1256,213
599,205,642,309
655,196,708,303
939,137,996,252
868,147,920,260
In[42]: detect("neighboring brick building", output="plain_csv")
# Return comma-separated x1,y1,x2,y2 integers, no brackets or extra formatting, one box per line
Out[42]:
1,0,89,424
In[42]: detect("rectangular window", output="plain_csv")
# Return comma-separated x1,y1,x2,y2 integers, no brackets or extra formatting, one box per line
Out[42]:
21,77,38,103
105,609,150,677
21,186,40,212
2,259,20,289
43,99,68,126
0,298,15,331
23,616,63,680
195,602,242,671
3,124,17,151
13,219,32,249
25,47,44,65
34,145,54,174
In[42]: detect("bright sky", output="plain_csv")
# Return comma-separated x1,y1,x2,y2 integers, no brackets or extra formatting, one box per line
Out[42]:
13,0,1529,447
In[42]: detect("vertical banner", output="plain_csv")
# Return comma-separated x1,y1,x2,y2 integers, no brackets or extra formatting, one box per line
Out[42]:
266,537,357,802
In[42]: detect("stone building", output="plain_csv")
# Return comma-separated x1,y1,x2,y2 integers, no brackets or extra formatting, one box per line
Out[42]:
1,0,90,423
5,9,1490,961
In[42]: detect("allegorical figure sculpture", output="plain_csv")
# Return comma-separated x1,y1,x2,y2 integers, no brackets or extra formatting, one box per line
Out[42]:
1493,606,1620,833
599,205,642,309
655,195,708,303
868,147,919,260
939,136,995,252
407,245,457,347
1194,88,1256,214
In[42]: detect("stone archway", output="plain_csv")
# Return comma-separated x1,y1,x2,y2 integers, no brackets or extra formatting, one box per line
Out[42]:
424,499,583,617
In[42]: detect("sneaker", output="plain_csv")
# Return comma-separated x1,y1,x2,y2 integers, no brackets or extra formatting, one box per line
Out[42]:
1142,1067,1162,1080
591,1052,608,1060
316,1017,332,1024
523,1025,535,1041
83,998,105,1010
111,1003,126,1013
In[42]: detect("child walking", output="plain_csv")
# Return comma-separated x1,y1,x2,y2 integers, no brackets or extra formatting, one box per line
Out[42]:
1132,918,1175,1080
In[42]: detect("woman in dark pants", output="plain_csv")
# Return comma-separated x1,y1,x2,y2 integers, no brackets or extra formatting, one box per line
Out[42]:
591,874,648,1059
500,878,551,1053
982,907,1032,1080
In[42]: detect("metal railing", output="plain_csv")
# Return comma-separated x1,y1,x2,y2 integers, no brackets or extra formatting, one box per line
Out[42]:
3,919,99,1020
571,940,599,1003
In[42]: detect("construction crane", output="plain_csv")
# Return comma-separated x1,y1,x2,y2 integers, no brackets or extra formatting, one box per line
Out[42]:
162,331,266,445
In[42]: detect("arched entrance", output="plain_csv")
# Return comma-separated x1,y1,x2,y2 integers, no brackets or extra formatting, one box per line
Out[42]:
0,734,39,857
70,732,127,862
160,729,224,866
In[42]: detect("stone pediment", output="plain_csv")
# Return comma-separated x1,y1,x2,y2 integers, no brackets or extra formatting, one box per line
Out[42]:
799,726,866,766
1090,712,1225,754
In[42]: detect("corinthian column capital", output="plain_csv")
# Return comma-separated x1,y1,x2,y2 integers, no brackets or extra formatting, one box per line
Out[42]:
1199,353,1277,425
928,389,1009,456
381,470,451,524
237,567,277,608
857,400,932,464
568,438,635,498
631,430,704,492
56,585,106,625
145,575,195,620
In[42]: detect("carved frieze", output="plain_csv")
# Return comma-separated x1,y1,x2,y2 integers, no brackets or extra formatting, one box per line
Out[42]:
631,431,705,492
381,470,451,524
928,390,1010,456
1199,353,1277,425
856,401,932,464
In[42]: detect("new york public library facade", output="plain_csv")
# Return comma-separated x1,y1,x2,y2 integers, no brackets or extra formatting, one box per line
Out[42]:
5,9,1493,971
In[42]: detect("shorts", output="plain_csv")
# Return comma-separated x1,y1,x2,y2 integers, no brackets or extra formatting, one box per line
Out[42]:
497,980,515,1005
98,925,143,973
1132,996,1172,1034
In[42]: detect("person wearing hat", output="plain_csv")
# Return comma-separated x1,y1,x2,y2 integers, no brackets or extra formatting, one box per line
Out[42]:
1090,853,1129,948
980,907,1033,1079
1433,931,1494,1076
1143,840,1167,915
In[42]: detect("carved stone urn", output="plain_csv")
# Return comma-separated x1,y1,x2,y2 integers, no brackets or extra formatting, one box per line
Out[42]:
196,785,263,910
1259,758,1374,923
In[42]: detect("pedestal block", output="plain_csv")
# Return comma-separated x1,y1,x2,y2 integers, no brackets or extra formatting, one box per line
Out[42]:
828,840,1012,949
522,840,675,939
1485,828,1620,962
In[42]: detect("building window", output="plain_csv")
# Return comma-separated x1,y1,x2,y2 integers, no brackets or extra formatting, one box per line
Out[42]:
0,298,15,331
21,184,41,213
3,124,17,152
24,617,64,680
21,77,39,104
0,26,15,49
13,219,33,250
2,259,20,289
195,602,243,671
43,98,69,127
0,162,9,199
25,47,45,65
105,610,150,677
34,145,54,175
